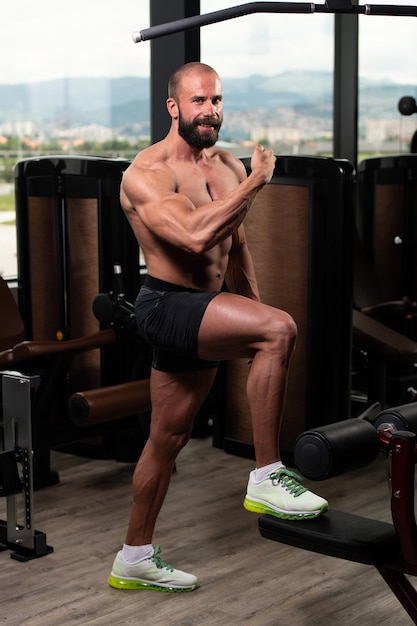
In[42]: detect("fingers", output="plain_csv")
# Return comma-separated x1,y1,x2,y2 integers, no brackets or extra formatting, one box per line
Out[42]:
250,144,276,183
255,144,269,156
255,143,271,153
254,144,275,161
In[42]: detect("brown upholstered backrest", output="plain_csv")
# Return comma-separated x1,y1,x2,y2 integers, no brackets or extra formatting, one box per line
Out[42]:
224,156,355,455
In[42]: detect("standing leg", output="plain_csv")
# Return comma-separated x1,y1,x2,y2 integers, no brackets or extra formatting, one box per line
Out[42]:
109,367,217,592
126,367,218,546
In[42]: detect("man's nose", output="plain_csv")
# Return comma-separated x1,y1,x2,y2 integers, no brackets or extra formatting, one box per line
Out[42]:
203,101,216,116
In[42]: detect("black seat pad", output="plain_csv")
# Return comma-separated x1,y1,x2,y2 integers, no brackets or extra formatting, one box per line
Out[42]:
259,510,401,565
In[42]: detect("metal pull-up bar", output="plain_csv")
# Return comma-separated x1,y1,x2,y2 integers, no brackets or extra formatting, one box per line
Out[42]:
132,0,417,43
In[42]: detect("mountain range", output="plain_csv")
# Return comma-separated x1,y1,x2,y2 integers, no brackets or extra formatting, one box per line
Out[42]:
0,71,416,137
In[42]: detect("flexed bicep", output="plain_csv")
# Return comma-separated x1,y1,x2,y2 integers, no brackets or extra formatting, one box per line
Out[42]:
121,163,201,253
142,193,203,253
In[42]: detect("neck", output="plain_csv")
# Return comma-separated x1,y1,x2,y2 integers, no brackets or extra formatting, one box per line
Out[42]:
165,126,207,162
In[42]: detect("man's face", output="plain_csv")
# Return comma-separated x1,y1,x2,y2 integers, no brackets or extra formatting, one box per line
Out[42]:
176,72,223,149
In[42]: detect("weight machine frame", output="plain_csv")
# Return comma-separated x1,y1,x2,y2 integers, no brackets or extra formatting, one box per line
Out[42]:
0,371,53,561
132,0,417,43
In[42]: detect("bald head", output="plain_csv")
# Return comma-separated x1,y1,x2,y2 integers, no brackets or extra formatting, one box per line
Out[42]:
168,62,220,103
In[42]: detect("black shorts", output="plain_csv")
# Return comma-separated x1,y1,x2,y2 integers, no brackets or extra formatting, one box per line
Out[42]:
135,275,221,373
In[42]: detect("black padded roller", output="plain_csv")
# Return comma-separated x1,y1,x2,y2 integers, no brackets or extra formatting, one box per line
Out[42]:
371,402,417,433
294,418,380,481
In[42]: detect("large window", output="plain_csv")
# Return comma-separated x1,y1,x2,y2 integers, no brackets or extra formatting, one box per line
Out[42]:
199,0,417,159
2,1,417,279
0,1,150,278
200,0,335,157
358,0,417,157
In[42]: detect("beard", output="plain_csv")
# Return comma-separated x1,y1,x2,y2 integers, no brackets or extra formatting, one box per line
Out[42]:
178,110,222,149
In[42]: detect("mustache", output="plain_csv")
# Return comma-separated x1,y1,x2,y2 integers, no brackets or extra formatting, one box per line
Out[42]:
194,116,221,129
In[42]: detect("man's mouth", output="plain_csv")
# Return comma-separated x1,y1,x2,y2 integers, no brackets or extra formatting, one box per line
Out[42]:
195,118,219,130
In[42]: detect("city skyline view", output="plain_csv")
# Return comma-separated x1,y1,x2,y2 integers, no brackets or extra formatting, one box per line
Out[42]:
0,70,416,147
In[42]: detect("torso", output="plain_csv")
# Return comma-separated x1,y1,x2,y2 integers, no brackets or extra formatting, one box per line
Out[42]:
121,142,244,292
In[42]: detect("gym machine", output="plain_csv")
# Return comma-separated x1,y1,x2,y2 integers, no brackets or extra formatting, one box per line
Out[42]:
68,267,151,432
0,326,116,490
260,405,417,624
0,324,116,560
0,271,148,561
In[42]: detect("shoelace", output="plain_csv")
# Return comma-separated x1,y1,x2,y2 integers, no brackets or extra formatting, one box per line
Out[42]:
151,545,174,571
269,468,308,497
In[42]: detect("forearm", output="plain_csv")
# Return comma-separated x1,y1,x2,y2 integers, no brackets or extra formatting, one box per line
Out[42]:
183,169,267,253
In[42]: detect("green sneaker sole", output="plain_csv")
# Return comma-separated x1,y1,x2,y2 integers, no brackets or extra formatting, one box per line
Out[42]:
108,575,198,592
243,496,328,520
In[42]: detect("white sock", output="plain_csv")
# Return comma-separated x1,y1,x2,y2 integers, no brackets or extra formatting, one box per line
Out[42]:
121,543,154,564
253,461,285,483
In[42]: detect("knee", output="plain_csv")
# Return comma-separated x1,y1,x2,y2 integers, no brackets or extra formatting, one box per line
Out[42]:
284,311,298,344
268,311,297,355
169,430,192,455
150,427,191,460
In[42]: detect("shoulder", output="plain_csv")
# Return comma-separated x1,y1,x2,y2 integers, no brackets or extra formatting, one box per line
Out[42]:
122,143,176,196
126,141,173,176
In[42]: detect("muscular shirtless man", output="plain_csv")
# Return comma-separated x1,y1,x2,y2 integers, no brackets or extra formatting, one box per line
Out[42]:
108,62,328,593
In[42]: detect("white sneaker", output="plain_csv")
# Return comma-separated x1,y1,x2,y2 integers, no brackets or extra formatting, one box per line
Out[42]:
244,467,328,520
108,545,198,592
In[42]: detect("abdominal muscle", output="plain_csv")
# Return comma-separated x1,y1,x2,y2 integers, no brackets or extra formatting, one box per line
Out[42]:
143,237,231,293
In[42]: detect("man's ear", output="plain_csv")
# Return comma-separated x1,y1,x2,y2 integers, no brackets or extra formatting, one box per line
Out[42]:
166,97,179,119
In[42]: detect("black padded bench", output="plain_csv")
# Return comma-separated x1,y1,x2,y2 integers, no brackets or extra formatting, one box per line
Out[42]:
259,510,400,566
258,425,417,623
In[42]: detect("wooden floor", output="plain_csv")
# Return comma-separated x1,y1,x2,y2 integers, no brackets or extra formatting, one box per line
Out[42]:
0,437,415,626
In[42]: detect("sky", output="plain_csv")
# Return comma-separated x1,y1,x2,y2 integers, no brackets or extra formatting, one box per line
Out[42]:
0,0,416,85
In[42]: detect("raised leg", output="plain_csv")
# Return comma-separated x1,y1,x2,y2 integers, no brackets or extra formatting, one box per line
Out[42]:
197,292,297,467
